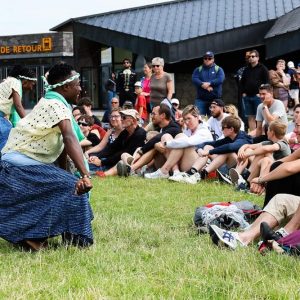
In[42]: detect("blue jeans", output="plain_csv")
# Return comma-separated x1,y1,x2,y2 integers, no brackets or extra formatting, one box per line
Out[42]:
194,99,211,116
242,95,261,117
0,116,12,152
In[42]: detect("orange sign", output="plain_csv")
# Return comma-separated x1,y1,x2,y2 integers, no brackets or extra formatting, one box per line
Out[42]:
0,37,52,55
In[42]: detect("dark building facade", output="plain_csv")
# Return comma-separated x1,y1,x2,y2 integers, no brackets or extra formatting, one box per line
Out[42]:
1,0,300,110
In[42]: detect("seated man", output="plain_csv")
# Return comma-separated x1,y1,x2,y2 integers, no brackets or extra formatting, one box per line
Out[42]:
88,109,146,173
206,99,229,140
144,105,213,179
249,148,300,207
177,116,252,184
117,104,181,176
229,119,291,191
254,83,287,142
209,193,300,250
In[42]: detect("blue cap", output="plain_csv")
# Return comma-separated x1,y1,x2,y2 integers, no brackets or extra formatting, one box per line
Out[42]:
203,51,214,58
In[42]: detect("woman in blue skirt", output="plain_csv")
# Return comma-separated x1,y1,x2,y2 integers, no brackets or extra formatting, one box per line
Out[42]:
0,63,93,251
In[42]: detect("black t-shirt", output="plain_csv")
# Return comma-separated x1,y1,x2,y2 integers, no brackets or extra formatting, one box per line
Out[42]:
87,132,101,147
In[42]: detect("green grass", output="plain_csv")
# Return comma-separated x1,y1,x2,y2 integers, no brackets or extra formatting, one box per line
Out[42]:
1,177,300,299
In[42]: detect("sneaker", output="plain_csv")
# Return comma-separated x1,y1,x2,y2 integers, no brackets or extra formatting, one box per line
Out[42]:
126,156,134,165
235,182,250,193
179,172,201,184
200,169,208,180
144,168,169,179
229,168,246,186
216,169,233,185
116,161,130,177
168,172,185,182
209,224,244,250
260,222,285,242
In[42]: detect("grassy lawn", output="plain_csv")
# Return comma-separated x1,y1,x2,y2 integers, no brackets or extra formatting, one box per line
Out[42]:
0,177,300,299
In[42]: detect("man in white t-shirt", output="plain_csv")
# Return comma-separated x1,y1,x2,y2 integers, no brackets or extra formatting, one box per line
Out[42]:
207,99,229,140
255,84,288,142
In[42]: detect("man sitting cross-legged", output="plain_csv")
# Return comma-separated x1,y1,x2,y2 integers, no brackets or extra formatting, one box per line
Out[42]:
88,109,146,175
209,193,300,250
229,119,291,192
177,115,252,184
117,104,181,176
143,105,213,179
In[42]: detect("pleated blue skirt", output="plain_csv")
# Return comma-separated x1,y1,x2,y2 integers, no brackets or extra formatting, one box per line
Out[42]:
0,161,93,245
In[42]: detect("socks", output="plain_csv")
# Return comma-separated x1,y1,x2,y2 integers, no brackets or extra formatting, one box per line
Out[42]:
187,167,198,175
276,227,289,238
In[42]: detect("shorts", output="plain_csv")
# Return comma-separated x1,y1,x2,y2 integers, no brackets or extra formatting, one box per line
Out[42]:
263,194,300,224
243,95,261,117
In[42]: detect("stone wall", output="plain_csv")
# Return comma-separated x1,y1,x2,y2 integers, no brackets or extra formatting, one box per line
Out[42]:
174,73,238,108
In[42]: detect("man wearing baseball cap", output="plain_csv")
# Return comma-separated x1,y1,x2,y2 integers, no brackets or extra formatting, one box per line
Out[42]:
192,51,225,116
207,99,229,140
89,108,146,175
171,98,183,124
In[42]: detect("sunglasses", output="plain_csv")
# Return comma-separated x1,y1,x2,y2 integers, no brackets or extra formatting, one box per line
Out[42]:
204,57,213,60
78,121,89,127
172,103,179,106
153,65,161,68
110,115,121,119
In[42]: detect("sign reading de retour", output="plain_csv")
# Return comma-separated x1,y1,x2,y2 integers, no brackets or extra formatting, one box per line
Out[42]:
0,37,52,55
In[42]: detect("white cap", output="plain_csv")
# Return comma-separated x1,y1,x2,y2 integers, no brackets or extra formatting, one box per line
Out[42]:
287,61,295,68
171,98,179,105
134,81,142,88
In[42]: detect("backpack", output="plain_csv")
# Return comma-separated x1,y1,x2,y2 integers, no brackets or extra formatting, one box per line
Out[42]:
194,201,262,232
198,64,220,75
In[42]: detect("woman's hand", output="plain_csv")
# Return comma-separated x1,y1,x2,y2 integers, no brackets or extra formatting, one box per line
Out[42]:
75,177,93,195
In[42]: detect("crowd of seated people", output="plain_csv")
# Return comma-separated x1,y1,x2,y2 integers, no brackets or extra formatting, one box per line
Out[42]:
0,52,300,256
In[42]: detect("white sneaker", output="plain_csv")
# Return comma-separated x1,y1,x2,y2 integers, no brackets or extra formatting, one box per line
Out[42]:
168,171,185,182
209,224,245,250
144,168,169,179
229,168,246,186
179,172,201,184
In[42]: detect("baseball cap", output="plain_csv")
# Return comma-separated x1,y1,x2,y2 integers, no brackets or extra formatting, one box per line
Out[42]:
211,99,225,107
122,101,133,109
203,51,214,58
287,61,295,68
134,81,142,88
171,98,179,105
120,109,139,120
